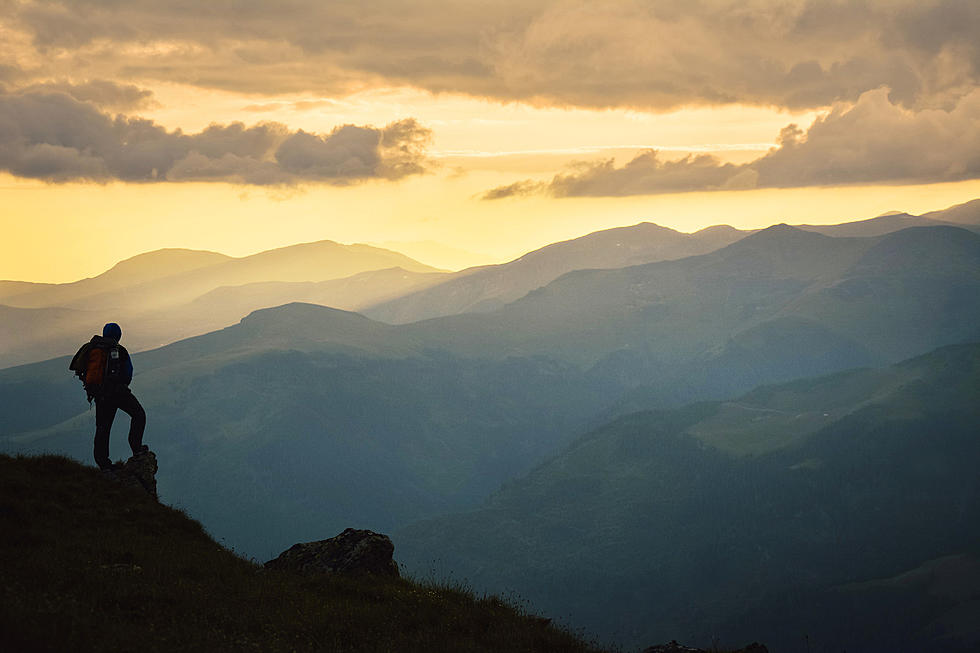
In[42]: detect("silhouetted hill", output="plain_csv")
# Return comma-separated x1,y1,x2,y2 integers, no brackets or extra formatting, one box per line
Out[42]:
183,267,445,322
0,244,446,368
791,198,980,237
7,201,979,370
364,222,747,324
0,303,620,558
2,225,978,560
2,248,233,309
418,225,980,402
127,268,446,352
919,198,980,225
396,342,980,652
794,212,980,237
0,454,605,653
5,240,440,314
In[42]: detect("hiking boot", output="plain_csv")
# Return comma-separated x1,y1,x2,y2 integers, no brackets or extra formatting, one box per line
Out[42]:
132,444,150,457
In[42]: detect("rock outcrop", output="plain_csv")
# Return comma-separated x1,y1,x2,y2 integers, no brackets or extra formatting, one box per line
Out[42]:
643,642,768,653
265,528,400,577
104,449,158,498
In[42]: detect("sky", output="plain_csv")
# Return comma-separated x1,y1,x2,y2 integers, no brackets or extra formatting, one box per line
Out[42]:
2,0,980,282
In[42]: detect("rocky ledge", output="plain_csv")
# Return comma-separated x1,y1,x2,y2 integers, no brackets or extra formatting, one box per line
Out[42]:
103,449,158,498
643,641,768,653
265,528,400,577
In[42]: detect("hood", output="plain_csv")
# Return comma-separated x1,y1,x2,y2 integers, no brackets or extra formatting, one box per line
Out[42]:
102,322,122,342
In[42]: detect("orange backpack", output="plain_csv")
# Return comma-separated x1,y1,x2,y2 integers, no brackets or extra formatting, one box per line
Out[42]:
84,346,109,387
69,339,124,401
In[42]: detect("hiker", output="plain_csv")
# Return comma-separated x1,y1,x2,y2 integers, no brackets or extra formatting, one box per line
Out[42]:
69,323,147,471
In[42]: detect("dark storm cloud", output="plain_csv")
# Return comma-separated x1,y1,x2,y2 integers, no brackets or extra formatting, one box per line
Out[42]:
483,88,980,198
0,89,431,184
3,1,978,111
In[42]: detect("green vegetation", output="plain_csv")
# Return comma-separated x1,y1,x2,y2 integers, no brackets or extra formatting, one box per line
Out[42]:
0,454,606,653
397,342,980,652
1,342,618,559
2,224,979,651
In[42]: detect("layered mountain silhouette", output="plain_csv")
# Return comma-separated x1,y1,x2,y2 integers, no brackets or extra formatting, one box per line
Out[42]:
363,222,747,324
366,199,980,325
2,221,978,562
1,200,979,651
3,200,978,369
396,342,980,652
413,225,980,404
2,241,438,311
0,242,445,367
792,197,980,237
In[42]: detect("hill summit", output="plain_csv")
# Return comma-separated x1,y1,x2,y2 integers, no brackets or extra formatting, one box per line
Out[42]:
0,454,606,653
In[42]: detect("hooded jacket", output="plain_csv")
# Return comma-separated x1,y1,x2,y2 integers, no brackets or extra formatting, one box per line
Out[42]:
69,334,134,387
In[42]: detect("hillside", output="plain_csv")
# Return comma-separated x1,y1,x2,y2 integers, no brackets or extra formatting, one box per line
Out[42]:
0,249,233,309
0,244,446,368
2,225,978,560
396,342,980,652
793,211,980,238
364,200,980,326
5,201,978,371
0,305,620,558
418,225,980,393
3,241,439,312
0,454,605,653
364,222,747,324
919,198,980,225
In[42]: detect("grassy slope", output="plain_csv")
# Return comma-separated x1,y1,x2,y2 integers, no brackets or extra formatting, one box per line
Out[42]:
396,342,980,651
0,454,605,653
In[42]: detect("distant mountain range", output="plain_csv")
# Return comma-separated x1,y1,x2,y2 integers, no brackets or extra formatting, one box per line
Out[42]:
0,241,445,367
409,225,980,410
2,218,978,559
1,200,979,651
1,240,440,311
363,222,747,324
397,342,980,652
365,198,980,325
3,198,977,369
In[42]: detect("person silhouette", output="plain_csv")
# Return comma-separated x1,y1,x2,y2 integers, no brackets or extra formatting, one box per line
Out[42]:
69,323,147,470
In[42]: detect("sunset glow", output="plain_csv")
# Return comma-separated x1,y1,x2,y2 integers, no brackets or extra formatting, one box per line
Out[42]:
2,1,979,281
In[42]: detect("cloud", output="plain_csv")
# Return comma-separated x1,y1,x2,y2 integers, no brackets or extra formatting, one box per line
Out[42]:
2,1,978,111
482,87,980,198
18,80,155,110
0,89,432,184
480,180,545,200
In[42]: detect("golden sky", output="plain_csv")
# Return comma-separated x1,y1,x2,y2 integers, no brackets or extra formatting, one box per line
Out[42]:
2,1,979,282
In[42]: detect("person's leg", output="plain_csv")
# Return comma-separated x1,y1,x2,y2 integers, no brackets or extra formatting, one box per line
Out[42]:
94,397,118,469
116,390,147,455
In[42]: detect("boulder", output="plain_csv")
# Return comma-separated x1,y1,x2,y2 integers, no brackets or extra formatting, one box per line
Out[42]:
642,642,768,653
642,642,703,653
104,449,158,498
265,528,400,577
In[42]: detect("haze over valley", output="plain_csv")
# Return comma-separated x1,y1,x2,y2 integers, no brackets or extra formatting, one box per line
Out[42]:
2,199,980,651
3,2,980,651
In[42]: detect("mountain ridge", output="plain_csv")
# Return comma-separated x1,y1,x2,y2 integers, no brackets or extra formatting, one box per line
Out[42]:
396,341,980,652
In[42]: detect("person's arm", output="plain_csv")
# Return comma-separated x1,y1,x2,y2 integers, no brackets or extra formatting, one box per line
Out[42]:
121,346,134,385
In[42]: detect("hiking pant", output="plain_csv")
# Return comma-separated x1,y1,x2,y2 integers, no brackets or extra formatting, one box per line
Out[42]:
94,388,146,470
